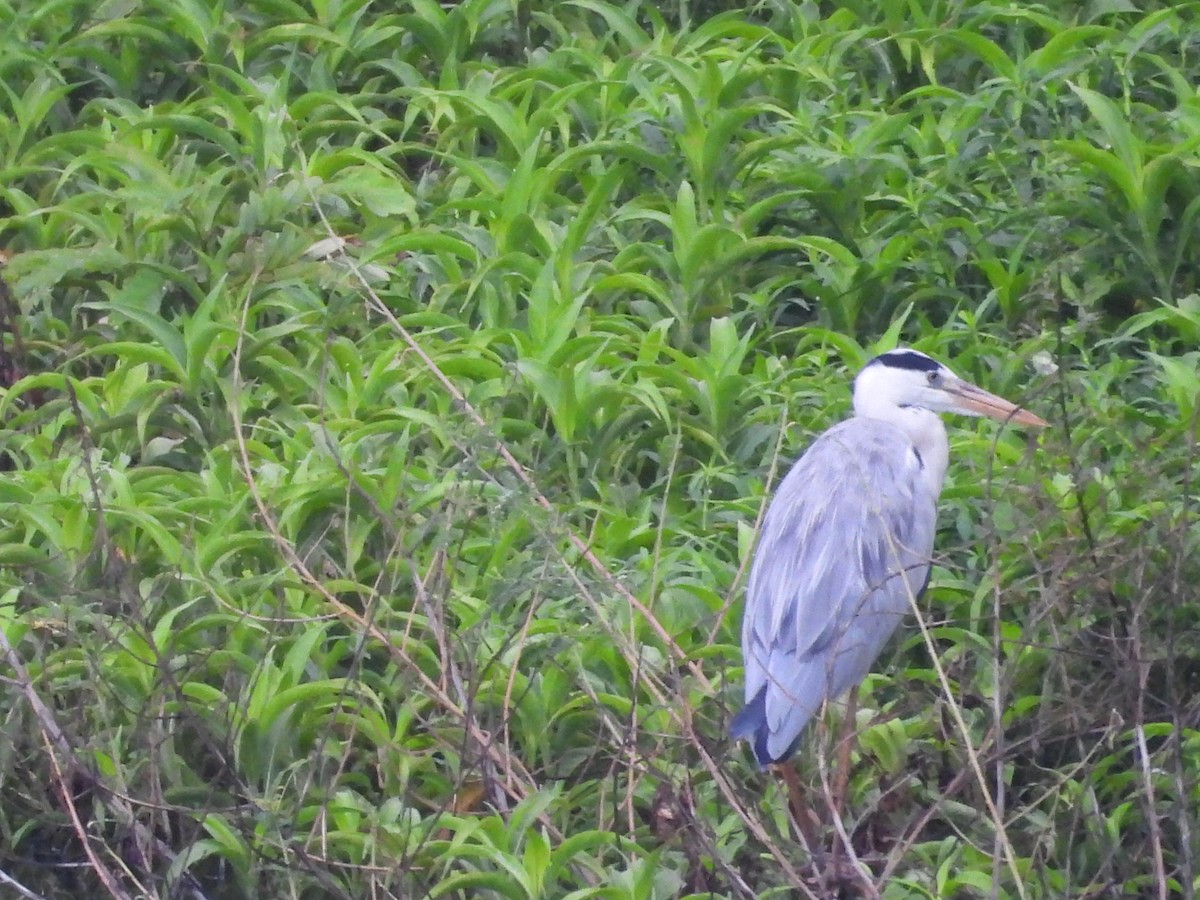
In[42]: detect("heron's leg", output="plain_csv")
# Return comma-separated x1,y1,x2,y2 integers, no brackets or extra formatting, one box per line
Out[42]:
833,685,858,814
776,763,827,871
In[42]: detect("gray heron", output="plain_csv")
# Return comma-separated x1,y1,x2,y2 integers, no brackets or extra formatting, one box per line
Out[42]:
731,348,1048,767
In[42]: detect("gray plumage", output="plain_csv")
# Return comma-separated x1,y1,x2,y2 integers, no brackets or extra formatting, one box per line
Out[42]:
731,418,936,764
731,349,1046,766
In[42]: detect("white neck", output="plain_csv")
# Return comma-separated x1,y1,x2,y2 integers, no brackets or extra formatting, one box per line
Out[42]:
853,392,949,491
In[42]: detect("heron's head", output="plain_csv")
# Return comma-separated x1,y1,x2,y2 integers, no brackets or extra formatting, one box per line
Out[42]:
854,349,1048,427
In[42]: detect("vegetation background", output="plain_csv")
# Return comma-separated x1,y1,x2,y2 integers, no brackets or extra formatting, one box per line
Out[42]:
0,0,1198,897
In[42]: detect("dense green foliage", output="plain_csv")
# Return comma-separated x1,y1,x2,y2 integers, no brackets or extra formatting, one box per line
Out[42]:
1,0,1198,896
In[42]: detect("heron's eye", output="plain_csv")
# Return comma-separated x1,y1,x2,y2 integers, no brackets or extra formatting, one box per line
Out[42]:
926,371,941,386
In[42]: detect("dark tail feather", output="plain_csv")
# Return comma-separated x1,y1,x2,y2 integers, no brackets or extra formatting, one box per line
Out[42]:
730,689,773,769
731,688,801,768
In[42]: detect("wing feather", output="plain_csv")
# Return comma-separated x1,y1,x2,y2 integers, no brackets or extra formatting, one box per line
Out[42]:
733,418,939,764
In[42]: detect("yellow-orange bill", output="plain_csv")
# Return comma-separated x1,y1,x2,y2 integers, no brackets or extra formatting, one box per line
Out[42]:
949,381,1049,428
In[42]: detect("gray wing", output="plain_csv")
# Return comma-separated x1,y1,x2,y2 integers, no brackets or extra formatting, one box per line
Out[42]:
732,418,939,764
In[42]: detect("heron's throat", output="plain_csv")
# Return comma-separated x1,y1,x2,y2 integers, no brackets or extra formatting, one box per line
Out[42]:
856,404,950,491
908,412,949,490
